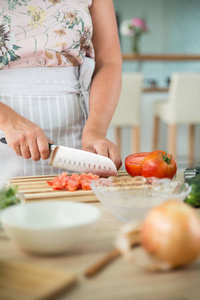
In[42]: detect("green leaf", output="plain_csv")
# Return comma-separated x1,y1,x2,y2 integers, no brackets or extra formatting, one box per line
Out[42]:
80,19,84,31
13,44,21,50
2,53,9,66
73,43,80,49
8,50,20,62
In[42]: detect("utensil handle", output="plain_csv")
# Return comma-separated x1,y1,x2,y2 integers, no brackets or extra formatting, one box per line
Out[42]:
0,137,53,150
0,137,7,144
84,248,121,278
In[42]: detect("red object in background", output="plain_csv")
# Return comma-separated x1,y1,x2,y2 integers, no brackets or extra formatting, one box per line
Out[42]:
125,150,177,179
125,152,150,177
141,150,177,179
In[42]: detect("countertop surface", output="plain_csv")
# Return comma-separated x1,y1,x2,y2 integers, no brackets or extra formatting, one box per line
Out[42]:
1,170,200,300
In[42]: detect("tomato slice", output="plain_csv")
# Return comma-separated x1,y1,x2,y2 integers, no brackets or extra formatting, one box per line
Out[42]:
125,152,150,177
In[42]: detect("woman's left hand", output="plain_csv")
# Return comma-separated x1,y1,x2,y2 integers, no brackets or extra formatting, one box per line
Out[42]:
82,128,122,170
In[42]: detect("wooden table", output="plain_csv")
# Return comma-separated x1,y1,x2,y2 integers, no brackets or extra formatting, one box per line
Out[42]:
1,171,200,300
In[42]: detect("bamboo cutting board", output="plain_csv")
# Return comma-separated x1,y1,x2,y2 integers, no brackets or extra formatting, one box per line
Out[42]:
0,260,76,300
8,170,128,203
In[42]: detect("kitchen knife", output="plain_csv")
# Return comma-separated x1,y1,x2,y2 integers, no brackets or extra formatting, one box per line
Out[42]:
0,138,118,177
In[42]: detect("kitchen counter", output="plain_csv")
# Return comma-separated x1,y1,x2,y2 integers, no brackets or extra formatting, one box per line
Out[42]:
1,170,200,300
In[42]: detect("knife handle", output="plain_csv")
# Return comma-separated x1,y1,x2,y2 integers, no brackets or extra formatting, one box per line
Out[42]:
0,137,53,150
0,137,7,144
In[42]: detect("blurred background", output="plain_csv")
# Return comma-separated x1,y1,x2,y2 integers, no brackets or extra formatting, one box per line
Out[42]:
107,0,200,170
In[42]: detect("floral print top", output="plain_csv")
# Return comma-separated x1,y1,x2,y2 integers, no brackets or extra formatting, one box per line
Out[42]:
0,0,94,69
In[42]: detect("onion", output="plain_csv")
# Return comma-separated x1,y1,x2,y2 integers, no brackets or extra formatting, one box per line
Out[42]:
141,199,200,268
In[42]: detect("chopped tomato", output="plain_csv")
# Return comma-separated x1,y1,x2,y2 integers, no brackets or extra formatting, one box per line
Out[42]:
47,181,53,186
47,172,99,191
66,179,80,191
81,180,92,190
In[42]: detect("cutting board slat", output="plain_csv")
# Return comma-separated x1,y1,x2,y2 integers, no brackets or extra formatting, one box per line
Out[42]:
8,170,127,203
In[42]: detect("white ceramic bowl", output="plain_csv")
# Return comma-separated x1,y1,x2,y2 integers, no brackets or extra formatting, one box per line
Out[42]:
0,201,101,255
91,176,191,222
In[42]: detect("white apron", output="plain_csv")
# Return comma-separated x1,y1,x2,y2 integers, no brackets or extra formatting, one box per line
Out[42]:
0,58,95,176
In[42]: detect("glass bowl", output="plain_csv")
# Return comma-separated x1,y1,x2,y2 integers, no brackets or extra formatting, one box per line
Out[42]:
90,176,191,222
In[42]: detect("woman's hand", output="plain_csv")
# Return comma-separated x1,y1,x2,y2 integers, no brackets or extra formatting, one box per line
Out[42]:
0,103,50,161
82,127,122,170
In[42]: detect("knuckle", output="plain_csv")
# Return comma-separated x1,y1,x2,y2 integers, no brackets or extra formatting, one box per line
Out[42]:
99,140,108,148
35,126,43,136
27,131,34,140
18,134,25,144
11,139,19,148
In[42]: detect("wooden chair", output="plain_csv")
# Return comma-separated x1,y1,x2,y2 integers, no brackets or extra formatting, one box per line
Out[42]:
152,72,200,165
110,72,143,155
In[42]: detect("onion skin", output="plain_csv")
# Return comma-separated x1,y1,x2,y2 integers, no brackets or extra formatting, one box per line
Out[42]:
141,199,200,268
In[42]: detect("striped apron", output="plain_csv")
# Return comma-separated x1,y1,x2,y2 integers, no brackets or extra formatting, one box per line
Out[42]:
0,57,95,176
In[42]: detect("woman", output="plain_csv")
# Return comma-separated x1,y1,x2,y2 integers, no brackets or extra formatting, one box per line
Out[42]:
0,0,122,176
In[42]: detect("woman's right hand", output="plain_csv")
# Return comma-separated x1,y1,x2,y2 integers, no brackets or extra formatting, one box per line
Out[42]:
0,104,50,161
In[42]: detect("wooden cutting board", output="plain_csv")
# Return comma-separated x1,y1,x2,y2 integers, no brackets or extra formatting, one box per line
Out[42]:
0,260,76,300
8,170,127,203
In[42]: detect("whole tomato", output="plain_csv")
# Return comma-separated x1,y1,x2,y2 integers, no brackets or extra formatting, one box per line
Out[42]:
125,152,150,177
141,150,177,179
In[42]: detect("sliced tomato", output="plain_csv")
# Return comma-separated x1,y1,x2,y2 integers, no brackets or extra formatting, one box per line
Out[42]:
125,152,150,177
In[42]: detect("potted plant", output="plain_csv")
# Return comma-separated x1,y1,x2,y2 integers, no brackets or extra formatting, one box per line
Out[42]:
120,18,149,54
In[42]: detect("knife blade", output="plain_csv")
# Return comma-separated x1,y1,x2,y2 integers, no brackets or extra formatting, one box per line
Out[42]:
0,138,118,177
49,144,118,177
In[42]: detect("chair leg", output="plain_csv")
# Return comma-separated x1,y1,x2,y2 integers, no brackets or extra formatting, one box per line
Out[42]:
189,124,195,166
168,124,176,158
131,126,140,154
115,127,122,156
153,115,160,151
